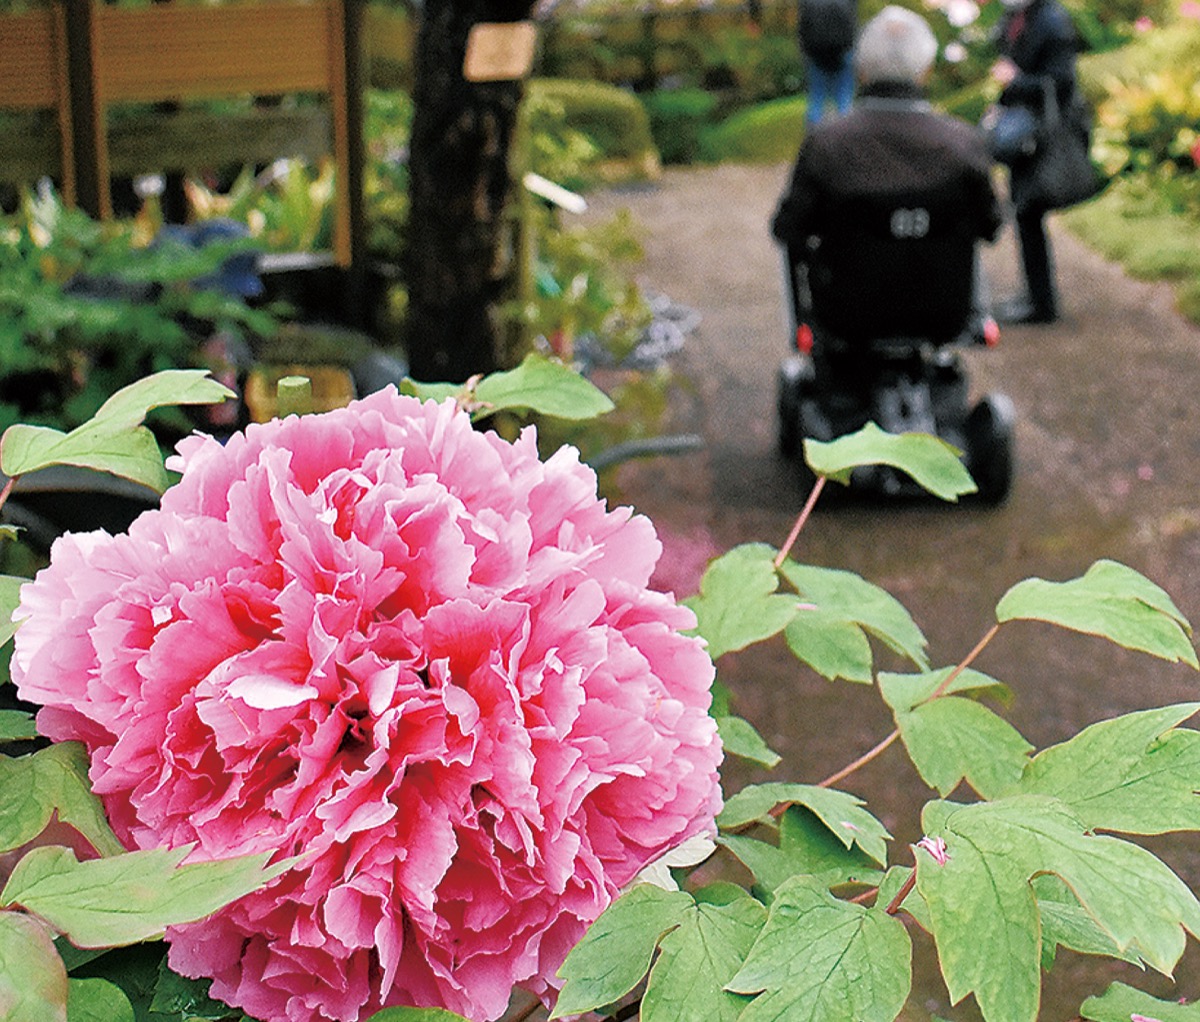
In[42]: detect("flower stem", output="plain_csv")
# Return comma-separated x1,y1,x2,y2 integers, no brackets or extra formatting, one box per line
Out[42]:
774,475,826,568
0,476,12,514
926,623,1001,702
884,868,917,916
818,728,900,789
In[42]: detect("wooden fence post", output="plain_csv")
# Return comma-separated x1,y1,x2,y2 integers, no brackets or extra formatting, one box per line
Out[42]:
63,0,109,218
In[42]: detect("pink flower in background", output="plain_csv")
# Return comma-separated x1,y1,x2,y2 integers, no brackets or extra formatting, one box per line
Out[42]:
1181,0,1200,20
1134,15,1153,31
13,391,723,1022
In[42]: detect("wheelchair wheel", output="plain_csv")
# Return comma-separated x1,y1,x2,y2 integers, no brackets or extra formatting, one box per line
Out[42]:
776,355,813,459
965,393,1015,505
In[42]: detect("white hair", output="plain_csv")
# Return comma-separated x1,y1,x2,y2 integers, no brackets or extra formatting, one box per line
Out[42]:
855,5,939,86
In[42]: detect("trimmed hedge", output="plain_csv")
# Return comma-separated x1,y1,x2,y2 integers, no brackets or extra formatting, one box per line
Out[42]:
526,78,661,181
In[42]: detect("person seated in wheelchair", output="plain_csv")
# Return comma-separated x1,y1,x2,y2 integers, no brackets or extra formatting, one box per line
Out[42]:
772,4,1003,398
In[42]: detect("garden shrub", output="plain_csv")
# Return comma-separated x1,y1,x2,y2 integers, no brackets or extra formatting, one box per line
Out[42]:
698,95,807,165
526,78,660,179
642,87,722,165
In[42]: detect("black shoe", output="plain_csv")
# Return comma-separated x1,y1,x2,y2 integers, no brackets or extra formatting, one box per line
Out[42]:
994,298,1058,325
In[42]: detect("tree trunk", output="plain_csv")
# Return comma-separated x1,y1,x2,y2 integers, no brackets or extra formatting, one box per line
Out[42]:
403,0,535,384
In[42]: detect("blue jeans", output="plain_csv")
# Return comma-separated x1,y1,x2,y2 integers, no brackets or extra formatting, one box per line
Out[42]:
806,51,854,126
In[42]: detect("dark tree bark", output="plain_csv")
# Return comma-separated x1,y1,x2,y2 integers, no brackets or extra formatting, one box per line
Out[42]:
403,0,536,384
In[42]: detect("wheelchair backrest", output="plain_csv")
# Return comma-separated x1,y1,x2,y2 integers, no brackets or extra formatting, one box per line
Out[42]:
804,182,979,346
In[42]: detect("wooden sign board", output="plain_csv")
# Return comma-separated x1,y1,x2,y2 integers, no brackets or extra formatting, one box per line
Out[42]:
463,21,536,82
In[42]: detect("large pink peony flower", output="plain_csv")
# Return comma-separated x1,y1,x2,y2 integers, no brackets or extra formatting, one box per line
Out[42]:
12,391,723,1022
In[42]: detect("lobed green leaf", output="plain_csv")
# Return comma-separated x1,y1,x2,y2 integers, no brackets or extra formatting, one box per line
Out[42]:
0,574,25,648
1033,876,1143,970
726,876,911,1022
1080,982,1200,1022
363,1010,472,1022
894,696,1033,799
780,563,929,679
919,795,1200,1022
0,844,288,948
684,544,800,660
0,743,125,858
1,370,234,494
473,353,616,420
397,380,462,404
0,710,38,743
718,783,890,866
552,883,692,1018
803,423,977,501
641,885,766,1022
996,560,1198,667
719,807,882,895
716,715,782,768
66,977,135,1022
1017,703,1200,834
148,955,235,1020
0,909,68,1022
878,667,1012,714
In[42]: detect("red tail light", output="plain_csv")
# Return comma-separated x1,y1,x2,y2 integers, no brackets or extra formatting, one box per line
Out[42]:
796,323,814,354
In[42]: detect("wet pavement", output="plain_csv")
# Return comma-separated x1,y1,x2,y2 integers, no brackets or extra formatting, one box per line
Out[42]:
581,163,1200,1019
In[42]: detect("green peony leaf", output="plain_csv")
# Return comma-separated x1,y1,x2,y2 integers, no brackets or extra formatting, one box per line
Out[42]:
719,807,883,895
0,743,125,858
474,353,615,420
717,715,782,768
684,544,800,660
803,423,977,501
780,563,929,679
726,876,911,1022
919,796,1200,1022
362,1010,472,1022
1080,982,1200,1022
0,574,25,648
996,560,1198,667
1033,875,1143,970
641,885,766,1022
878,667,1012,714
718,783,890,866
0,909,68,1022
1,370,234,494
66,977,135,1022
0,710,38,743
1017,703,1200,834
784,610,874,683
397,380,462,404
894,695,1033,799
552,883,692,1018
0,844,288,948
149,955,234,1020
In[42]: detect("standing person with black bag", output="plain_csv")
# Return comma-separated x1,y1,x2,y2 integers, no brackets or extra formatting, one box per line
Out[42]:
798,0,860,126
990,0,1080,325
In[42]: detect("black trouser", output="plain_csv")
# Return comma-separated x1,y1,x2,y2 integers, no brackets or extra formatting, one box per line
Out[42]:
1015,203,1058,316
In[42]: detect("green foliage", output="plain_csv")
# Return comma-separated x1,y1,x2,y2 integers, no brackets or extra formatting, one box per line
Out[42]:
553,419,1200,1022
4,367,1200,1022
1,370,234,494
0,192,271,437
401,352,615,422
642,88,722,166
698,96,807,165
525,78,660,174
1082,981,1200,1021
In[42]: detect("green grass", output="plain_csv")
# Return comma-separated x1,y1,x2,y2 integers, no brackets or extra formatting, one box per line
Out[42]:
697,95,807,164
1063,178,1200,324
